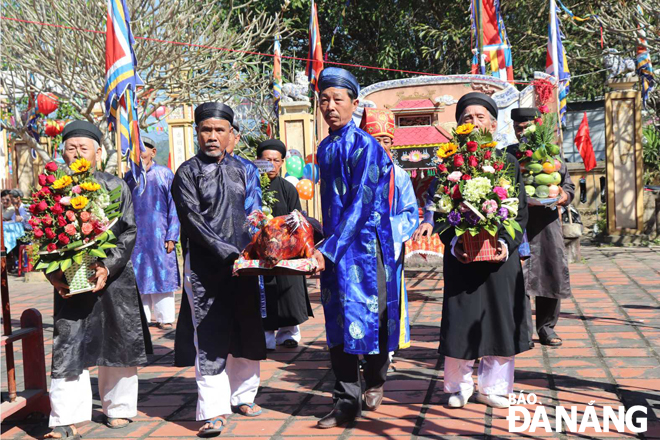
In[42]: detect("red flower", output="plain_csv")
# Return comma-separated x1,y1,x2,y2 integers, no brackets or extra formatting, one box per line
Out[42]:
462,174,472,181
466,141,478,152
47,243,57,252
484,150,493,160
44,228,56,239
41,187,52,196
535,118,543,125
453,154,465,167
45,162,58,172
50,203,64,215
57,215,67,227
38,174,48,187
42,214,53,226
36,200,48,212
515,151,523,159
444,185,450,194
53,194,62,203
29,217,41,228
493,162,505,171
451,185,461,199
437,163,447,173
57,233,70,245
92,221,105,235
525,150,533,157
65,211,76,222
46,174,56,184
29,204,38,215
468,155,479,167
538,105,550,114
33,228,44,238
80,211,91,223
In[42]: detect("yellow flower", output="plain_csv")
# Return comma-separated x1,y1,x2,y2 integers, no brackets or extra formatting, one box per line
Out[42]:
79,181,101,192
70,158,91,174
71,196,89,210
437,143,458,158
456,123,475,135
52,175,73,190
481,141,497,149
498,177,512,190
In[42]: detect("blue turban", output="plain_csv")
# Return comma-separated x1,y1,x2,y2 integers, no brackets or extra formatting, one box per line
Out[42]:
318,67,360,97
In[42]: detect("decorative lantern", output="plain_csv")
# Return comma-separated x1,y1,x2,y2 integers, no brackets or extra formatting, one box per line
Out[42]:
37,93,59,116
151,106,167,119
44,119,65,137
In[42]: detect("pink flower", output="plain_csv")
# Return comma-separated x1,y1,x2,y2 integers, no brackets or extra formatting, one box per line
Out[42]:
81,222,94,236
453,154,465,167
42,214,53,226
525,150,533,158
64,224,77,236
493,186,508,200
468,155,479,167
466,141,478,152
535,118,543,125
538,105,550,114
447,171,463,182
65,210,76,222
44,228,56,239
46,175,56,184
45,162,58,172
72,186,82,194
60,197,72,206
47,243,57,252
482,199,498,215
38,174,47,187
33,228,44,238
80,212,91,222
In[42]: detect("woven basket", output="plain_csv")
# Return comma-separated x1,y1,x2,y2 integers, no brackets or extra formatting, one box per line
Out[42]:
462,230,499,262
63,254,96,295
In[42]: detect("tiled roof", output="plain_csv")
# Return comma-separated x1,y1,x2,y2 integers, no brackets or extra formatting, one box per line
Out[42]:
393,99,435,109
393,126,450,147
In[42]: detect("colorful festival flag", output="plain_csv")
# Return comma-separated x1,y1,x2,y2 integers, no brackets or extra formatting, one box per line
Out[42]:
470,0,514,83
273,36,282,116
636,7,655,108
306,0,324,91
104,0,146,186
575,112,597,172
546,0,571,125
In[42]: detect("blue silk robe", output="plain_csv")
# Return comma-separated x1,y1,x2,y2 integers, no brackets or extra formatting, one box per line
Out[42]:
390,165,419,349
125,163,181,295
317,120,399,355
235,155,262,214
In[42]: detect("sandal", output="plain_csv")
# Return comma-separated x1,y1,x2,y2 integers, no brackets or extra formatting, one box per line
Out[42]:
231,402,262,417
282,339,298,348
158,323,174,330
45,426,81,439
198,417,226,438
540,336,563,347
105,417,130,429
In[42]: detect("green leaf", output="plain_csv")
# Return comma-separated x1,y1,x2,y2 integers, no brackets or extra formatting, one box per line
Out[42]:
455,226,467,237
89,248,107,259
107,212,121,220
502,220,516,238
106,230,116,241
511,220,523,233
105,202,121,212
35,260,49,271
73,253,84,265
484,223,498,236
64,240,83,250
46,261,60,274
60,258,73,272
100,243,117,249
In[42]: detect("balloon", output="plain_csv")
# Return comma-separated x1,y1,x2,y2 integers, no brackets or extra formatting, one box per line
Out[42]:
288,149,303,158
303,163,320,183
285,175,299,186
285,156,304,179
152,106,167,119
296,179,314,200
305,153,318,164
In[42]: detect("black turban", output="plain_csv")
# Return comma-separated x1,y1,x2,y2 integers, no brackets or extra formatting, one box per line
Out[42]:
232,120,240,133
511,108,541,122
318,67,360,97
455,92,498,121
142,136,157,149
256,139,287,159
194,102,234,126
61,120,103,144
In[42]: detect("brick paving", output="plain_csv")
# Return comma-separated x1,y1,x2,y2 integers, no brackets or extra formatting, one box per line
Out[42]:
1,246,660,439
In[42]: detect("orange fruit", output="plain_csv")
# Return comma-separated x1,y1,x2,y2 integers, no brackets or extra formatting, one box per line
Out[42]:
542,161,556,174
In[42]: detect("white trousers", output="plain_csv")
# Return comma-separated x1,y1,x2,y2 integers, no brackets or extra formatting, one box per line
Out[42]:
49,366,138,427
142,291,176,324
184,254,261,421
444,356,515,396
264,325,301,349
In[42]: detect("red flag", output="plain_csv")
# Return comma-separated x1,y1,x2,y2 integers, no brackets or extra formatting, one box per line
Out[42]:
574,112,597,172
306,0,324,91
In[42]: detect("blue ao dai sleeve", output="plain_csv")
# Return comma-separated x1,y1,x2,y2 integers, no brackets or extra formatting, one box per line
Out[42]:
164,168,180,243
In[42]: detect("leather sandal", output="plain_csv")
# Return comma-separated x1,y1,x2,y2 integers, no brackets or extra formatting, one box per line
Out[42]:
46,426,81,439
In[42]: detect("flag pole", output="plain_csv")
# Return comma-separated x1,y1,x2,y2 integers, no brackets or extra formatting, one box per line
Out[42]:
549,0,566,161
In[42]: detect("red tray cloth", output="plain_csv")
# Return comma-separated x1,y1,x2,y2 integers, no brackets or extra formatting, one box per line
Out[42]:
233,256,319,276
462,230,499,263
405,233,445,261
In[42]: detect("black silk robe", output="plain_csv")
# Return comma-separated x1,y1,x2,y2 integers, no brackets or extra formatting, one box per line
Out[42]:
52,172,152,379
172,153,266,376
435,152,531,360
262,176,313,331
507,144,575,300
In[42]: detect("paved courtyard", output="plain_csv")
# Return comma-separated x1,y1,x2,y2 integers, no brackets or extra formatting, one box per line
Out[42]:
2,246,660,439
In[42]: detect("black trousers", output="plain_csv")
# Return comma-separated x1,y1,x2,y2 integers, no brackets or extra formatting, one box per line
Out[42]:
329,242,389,417
536,296,561,340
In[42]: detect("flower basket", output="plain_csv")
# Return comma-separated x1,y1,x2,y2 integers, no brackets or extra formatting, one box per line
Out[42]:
462,230,499,262
233,256,318,276
63,253,97,295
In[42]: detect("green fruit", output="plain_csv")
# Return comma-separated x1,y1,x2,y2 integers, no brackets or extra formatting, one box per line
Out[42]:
551,172,561,185
527,163,543,174
523,174,535,185
534,173,555,185
525,185,536,197
547,144,560,155
535,185,550,198
532,149,545,161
